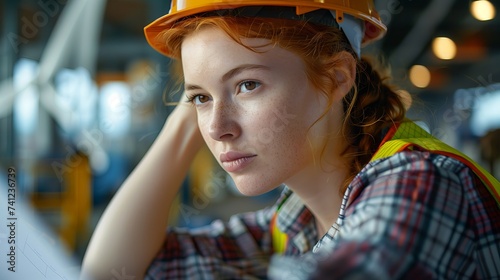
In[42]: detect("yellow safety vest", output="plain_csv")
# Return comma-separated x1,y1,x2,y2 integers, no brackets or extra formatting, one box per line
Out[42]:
271,121,500,254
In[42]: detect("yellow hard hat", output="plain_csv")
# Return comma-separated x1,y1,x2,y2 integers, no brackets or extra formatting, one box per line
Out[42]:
144,0,387,57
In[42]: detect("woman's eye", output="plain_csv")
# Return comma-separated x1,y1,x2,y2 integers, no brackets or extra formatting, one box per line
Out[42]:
238,81,260,93
188,94,211,105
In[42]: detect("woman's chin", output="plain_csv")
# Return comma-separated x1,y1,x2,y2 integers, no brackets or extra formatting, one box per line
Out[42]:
232,179,276,196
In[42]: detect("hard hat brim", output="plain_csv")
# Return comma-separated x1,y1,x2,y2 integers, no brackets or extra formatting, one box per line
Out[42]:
144,1,387,57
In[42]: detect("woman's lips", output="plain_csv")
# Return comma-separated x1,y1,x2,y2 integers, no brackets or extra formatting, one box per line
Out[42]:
220,152,257,172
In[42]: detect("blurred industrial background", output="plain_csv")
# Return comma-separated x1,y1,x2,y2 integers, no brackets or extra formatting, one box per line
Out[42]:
0,0,499,276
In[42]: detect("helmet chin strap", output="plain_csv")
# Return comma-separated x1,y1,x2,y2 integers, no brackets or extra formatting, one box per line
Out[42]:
333,11,364,58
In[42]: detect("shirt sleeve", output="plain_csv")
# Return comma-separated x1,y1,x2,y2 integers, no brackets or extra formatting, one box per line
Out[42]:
309,151,500,279
144,204,275,280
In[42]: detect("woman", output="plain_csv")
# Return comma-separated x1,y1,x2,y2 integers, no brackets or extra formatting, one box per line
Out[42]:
82,1,500,279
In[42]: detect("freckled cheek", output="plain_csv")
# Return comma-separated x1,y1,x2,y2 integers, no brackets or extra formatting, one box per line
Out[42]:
261,114,309,156
250,102,308,140
281,126,310,153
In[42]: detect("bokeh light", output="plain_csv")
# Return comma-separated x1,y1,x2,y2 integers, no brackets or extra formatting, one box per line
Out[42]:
432,37,457,60
471,0,496,21
409,65,431,88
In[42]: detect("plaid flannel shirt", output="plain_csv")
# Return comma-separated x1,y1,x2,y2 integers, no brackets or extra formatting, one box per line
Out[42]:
145,150,500,279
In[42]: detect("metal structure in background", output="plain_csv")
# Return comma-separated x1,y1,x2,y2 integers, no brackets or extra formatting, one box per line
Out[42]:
0,0,110,189
0,0,107,252
0,0,106,132
388,0,456,71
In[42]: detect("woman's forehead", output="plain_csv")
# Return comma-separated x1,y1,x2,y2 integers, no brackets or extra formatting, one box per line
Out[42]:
181,27,289,65
180,27,304,83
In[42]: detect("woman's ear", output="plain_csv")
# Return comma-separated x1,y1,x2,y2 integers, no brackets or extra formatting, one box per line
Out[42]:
331,51,356,100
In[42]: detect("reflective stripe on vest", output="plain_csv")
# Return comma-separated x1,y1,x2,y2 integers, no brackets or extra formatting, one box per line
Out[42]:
271,121,500,254
372,121,500,204
271,212,288,254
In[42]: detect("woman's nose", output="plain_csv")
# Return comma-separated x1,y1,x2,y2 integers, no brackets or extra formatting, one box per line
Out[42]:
208,102,241,141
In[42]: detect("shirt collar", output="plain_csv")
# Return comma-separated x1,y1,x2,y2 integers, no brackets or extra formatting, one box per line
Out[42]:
275,187,317,253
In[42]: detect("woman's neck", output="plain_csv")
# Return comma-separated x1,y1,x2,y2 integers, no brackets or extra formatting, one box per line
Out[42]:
286,164,347,237
284,119,351,236
286,102,352,237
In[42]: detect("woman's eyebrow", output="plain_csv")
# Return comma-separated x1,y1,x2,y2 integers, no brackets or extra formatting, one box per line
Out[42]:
185,84,202,91
185,64,270,91
221,64,270,83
